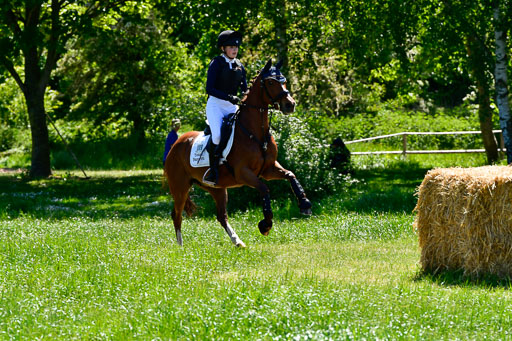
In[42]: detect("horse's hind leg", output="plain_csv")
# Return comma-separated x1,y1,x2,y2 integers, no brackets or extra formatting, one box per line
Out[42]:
168,174,193,246
170,190,191,246
171,205,183,246
205,187,246,248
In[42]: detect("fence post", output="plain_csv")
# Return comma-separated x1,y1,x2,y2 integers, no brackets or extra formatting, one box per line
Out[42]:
402,133,407,158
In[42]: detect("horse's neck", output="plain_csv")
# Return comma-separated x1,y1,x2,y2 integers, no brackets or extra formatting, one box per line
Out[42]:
240,89,269,139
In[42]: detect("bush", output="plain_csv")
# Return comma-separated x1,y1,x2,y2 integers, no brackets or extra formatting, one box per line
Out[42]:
210,111,356,213
0,126,14,152
0,74,29,152
272,111,354,199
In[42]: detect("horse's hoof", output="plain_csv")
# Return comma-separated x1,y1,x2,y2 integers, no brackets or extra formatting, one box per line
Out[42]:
258,219,272,236
299,199,312,215
236,241,247,248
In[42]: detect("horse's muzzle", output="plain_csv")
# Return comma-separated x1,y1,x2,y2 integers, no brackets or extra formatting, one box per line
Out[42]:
280,97,296,113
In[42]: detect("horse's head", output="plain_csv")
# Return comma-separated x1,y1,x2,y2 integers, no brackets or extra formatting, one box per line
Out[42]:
259,59,296,113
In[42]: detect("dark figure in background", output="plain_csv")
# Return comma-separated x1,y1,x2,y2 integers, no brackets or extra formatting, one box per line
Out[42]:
330,137,351,174
163,119,181,166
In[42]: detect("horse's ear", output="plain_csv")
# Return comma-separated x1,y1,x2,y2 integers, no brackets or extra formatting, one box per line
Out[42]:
275,59,284,70
262,59,272,73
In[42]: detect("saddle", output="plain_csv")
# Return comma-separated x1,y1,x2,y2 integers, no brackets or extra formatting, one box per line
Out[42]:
189,114,236,168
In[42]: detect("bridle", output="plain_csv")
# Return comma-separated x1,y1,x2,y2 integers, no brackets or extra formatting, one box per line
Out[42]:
238,74,288,141
234,73,290,162
223,67,292,176
239,71,289,112
261,76,290,109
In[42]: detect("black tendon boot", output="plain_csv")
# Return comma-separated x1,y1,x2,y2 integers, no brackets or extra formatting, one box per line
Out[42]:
204,143,219,185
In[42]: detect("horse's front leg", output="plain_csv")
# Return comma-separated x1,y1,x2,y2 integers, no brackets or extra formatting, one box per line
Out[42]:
238,167,274,236
261,161,312,215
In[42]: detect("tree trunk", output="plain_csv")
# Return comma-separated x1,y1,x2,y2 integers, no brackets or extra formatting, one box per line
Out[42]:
25,55,52,177
466,36,499,164
271,0,288,73
26,88,52,178
493,1,512,163
24,3,52,177
478,96,499,164
3,1,64,177
131,110,146,144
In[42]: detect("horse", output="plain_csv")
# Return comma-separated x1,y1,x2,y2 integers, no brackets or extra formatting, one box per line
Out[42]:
164,59,312,247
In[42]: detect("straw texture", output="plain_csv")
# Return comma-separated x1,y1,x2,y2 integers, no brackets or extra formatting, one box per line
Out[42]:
414,166,512,278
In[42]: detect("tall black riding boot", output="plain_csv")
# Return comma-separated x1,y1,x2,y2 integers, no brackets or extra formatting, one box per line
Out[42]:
204,143,219,185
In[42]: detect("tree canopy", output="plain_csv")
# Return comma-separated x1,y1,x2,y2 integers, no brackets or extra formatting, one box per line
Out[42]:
1,0,512,175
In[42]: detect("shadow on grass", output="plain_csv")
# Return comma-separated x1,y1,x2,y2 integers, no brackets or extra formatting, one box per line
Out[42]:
0,172,171,219
0,172,289,220
318,163,430,214
0,162,429,220
413,269,512,289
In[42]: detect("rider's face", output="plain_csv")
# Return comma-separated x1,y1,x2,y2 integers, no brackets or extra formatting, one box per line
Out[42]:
223,45,239,59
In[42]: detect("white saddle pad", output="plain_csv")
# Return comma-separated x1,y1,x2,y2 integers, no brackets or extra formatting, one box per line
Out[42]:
190,123,236,168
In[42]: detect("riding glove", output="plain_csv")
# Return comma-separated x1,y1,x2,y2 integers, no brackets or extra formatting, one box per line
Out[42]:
227,95,240,105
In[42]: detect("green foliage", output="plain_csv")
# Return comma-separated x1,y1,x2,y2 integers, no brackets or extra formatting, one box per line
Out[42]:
272,111,353,198
52,136,164,170
1,0,510,174
56,10,195,140
306,99,484,151
0,75,27,152
0,72,63,153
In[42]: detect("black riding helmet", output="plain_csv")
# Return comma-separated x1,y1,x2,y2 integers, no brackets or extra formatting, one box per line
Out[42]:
217,30,242,48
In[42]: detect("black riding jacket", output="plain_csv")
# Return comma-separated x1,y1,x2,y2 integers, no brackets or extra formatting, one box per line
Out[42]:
206,55,247,100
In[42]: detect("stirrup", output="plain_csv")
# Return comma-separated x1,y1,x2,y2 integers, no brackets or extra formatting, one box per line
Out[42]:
202,168,217,186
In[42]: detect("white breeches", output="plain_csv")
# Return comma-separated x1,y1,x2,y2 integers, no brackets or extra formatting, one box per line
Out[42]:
206,96,238,145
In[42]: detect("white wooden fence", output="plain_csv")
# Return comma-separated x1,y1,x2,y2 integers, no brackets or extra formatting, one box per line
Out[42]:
345,130,506,156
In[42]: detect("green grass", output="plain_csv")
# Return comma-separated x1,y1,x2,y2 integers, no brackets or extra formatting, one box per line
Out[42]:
1,165,512,339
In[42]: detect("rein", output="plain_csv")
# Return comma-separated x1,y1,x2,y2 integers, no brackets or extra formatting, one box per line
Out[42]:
235,103,272,153
229,74,288,175
236,75,287,140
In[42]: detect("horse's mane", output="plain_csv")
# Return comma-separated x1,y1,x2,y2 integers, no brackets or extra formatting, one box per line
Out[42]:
241,72,262,103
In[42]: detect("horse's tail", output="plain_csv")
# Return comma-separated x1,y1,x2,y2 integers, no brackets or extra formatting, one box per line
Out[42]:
184,194,196,217
161,169,168,192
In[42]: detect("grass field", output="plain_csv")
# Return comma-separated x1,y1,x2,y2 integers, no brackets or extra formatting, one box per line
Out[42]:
1,157,512,339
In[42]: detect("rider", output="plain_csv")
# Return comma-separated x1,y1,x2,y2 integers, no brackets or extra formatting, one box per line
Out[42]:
203,29,248,185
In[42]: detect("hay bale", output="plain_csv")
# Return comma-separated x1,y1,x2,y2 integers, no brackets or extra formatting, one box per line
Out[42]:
414,166,512,278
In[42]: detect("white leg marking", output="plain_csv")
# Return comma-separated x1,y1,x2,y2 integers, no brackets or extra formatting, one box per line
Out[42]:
176,231,183,246
224,223,246,248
